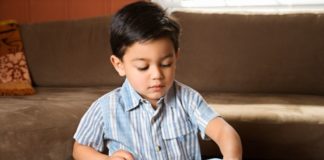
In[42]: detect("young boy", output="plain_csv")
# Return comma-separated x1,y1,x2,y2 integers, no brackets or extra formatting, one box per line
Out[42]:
73,1,242,160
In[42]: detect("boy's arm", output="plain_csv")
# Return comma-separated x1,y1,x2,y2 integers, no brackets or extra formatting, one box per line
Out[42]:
205,117,243,160
73,141,134,160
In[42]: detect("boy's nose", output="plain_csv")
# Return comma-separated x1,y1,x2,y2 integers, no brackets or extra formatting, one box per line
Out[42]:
151,66,164,80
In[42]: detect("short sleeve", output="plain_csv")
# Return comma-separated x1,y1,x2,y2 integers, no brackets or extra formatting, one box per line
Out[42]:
193,96,220,140
73,100,105,151
180,85,220,140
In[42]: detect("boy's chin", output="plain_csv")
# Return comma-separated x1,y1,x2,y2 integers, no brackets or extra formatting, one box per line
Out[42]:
148,95,164,101
145,93,165,101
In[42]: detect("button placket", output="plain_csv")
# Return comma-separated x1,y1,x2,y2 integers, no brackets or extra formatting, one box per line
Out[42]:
151,103,165,160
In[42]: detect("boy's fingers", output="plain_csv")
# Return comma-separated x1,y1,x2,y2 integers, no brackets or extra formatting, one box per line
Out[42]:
115,157,128,160
112,150,134,160
110,156,132,160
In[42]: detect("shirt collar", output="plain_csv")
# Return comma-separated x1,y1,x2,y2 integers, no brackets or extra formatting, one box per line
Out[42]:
120,79,143,112
120,79,177,112
163,81,176,109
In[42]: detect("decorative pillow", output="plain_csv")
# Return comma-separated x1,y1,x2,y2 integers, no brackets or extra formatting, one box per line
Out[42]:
0,20,35,95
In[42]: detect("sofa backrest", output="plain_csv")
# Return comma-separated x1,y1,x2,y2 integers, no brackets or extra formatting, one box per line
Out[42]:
173,11,324,95
20,16,123,87
20,12,324,95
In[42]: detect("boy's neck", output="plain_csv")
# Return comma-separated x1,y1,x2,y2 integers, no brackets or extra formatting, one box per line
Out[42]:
147,99,158,110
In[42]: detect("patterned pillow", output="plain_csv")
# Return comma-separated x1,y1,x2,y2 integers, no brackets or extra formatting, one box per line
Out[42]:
0,20,35,95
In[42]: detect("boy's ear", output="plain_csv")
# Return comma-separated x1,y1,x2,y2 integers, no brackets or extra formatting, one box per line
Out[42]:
110,55,126,77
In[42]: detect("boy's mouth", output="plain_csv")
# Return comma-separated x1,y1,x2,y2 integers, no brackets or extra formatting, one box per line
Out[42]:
149,85,165,91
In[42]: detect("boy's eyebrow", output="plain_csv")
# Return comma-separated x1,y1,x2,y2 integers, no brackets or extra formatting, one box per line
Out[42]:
162,53,174,59
132,58,147,62
131,53,174,62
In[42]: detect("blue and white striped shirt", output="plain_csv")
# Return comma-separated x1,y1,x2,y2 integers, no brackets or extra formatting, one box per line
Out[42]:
74,79,219,160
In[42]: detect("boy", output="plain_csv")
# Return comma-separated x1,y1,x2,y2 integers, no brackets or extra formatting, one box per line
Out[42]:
73,1,242,160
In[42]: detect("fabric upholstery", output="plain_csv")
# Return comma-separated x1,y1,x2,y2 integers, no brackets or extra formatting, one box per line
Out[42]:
20,16,123,87
0,87,114,160
203,93,324,160
173,12,324,95
1,12,324,160
1,88,324,159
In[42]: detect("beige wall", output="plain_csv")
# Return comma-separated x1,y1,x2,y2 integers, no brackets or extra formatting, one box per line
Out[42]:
0,0,139,23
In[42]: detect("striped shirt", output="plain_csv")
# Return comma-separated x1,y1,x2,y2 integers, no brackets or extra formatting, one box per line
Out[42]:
74,79,219,160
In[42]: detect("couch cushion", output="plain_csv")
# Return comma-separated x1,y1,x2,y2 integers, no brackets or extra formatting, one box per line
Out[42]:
1,88,324,159
0,87,114,160
204,93,324,123
20,16,123,87
202,92,324,159
173,11,324,94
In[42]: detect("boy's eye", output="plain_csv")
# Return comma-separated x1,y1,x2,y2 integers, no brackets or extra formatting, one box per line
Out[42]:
137,66,149,71
161,63,172,67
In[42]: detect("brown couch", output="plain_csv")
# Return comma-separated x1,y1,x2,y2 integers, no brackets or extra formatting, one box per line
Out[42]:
1,11,324,160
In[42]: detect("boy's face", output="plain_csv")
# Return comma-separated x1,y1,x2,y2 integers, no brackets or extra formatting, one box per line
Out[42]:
111,37,178,107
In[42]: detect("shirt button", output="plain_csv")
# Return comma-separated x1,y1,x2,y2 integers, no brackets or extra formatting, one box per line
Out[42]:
156,145,161,152
151,117,158,124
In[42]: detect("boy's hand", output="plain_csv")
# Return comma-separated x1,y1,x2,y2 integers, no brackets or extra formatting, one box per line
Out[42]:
109,150,134,160
73,141,134,160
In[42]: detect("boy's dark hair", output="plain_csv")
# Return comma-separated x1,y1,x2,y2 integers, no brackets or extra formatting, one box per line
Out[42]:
110,1,180,59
